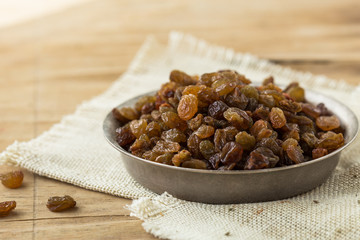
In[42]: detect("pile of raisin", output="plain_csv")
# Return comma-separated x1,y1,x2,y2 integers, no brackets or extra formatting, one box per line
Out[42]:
113,70,345,170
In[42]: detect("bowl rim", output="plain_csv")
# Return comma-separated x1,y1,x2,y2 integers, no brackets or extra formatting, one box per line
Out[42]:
103,89,359,175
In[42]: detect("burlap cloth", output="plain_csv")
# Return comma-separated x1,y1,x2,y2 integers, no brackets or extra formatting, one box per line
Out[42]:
1,32,360,240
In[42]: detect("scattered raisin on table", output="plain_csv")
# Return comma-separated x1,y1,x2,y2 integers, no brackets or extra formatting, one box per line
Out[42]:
112,69,345,170
0,201,16,217
46,195,76,212
1,171,24,189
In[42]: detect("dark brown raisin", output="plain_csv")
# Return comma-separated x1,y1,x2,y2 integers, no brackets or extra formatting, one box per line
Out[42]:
46,195,76,212
0,201,16,217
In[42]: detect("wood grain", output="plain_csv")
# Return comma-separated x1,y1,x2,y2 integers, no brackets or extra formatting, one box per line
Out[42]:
0,0,359,239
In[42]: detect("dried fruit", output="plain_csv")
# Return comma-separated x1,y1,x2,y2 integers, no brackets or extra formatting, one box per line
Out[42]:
114,70,344,170
170,70,197,86
182,159,207,169
172,150,192,167
316,131,344,151
0,201,16,217
116,125,136,147
235,131,256,150
46,195,76,212
161,128,187,142
208,101,229,119
153,140,181,154
130,119,148,138
199,140,215,160
194,124,215,139
221,142,243,165
269,107,286,129
312,148,328,159
1,170,24,189
244,147,279,170
177,94,198,121
223,108,253,130
316,115,341,131
188,114,204,131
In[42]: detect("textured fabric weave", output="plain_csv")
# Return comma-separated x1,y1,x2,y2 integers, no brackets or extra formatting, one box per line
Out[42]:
1,32,360,240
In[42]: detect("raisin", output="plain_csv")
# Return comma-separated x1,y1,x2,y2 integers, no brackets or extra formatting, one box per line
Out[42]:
142,150,161,161
286,86,305,102
158,82,177,100
259,94,275,108
172,150,192,167
225,87,248,109
155,153,175,165
130,134,151,156
301,132,318,149
312,148,328,159
199,140,215,160
135,96,156,112
0,201,16,217
199,72,220,86
244,147,279,170
214,129,227,152
282,123,300,141
212,79,237,96
301,103,321,119
197,87,220,108
161,112,187,130
170,70,197,86
195,124,215,139
235,131,256,150
246,98,259,112
151,110,162,121
1,170,24,189
256,138,282,156
208,101,229,119
209,153,221,169
112,107,139,124
269,107,286,129
252,105,270,121
223,126,239,141
240,86,259,100
182,85,205,96
177,94,198,121
279,100,302,113
262,90,284,103
46,195,76,212
146,121,162,138
152,140,181,154
159,103,176,113
316,115,341,131
221,142,243,165
187,114,203,131
116,125,136,147
182,159,207,169
262,76,274,86
187,133,202,158
119,107,139,121
282,138,299,151
223,108,253,130
130,119,148,138
161,129,187,142
316,131,344,151
286,145,304,164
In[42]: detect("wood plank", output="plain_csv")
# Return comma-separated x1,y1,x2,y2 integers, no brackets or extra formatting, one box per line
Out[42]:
0,0,359,239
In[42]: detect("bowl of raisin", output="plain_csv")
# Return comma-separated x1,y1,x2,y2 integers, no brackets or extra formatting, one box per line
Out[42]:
103,70,358,204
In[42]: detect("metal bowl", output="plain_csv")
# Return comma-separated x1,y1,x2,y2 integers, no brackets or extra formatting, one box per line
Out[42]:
103,90,358,204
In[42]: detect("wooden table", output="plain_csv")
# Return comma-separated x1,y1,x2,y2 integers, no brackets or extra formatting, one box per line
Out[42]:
0,0,359,239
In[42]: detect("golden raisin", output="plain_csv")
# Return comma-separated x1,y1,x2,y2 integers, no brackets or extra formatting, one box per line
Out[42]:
316,115,341,131
177,94,198,121
1,171,24,189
